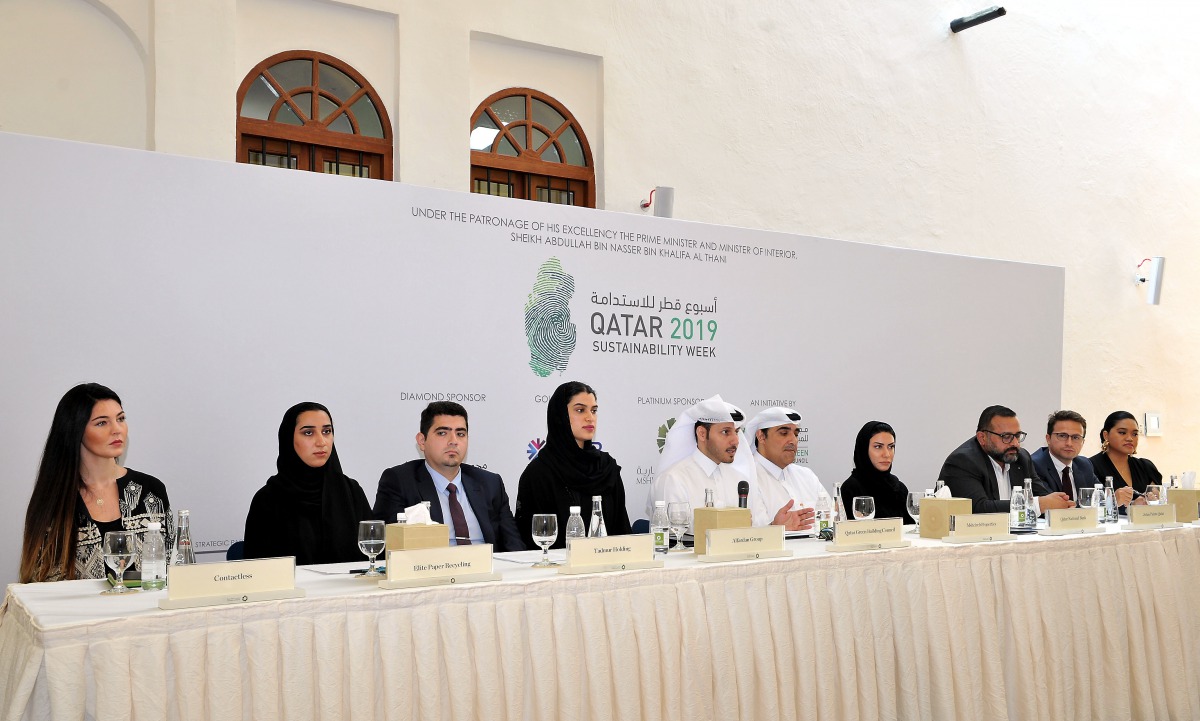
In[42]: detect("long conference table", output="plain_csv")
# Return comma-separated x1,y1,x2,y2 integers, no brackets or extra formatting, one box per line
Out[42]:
2,523,1200,721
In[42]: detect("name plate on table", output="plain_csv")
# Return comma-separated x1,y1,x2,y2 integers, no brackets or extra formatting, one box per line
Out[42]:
827,518,910,553
1039,507,1104,536
943,513,1016,543
1166,488,1200,523
698,525,792,563
1126,504,1182,530
159,557,304,609
379,544,500,589
558,534,663,575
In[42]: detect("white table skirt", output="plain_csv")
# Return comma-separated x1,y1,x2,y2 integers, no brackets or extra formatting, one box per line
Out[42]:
2,526,1199,721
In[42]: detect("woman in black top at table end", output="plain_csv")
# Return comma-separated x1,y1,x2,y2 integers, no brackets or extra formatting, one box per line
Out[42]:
1089,410,1160,512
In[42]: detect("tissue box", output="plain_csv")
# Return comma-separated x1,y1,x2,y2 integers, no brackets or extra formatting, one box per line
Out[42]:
920,497,973,539
1166,488,1200,523
385,522,450,551
693,507,752,555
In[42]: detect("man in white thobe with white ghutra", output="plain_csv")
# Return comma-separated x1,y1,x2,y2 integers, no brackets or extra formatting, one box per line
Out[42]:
744,407,828,532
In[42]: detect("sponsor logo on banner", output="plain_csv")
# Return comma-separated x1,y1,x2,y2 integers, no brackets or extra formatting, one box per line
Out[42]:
589,288,720,359
526,437,601,460
656,417,676,452
524,257,577,377
636,465,655,485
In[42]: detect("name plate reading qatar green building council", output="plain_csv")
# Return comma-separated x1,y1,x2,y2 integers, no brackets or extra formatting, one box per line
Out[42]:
1039,507,1104,536
1126,504,1182,530
379,544,500,589
558,534,663,575
827,518,909,553
699,525,791,563
942,513,1016,544
159,557,304,609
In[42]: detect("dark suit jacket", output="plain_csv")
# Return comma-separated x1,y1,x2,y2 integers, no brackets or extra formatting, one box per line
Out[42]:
938,437,1051,513
372,460,524,553
1030,447,1099,497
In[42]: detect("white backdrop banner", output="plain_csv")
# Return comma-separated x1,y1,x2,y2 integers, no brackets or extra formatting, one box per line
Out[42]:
0,132,1063,581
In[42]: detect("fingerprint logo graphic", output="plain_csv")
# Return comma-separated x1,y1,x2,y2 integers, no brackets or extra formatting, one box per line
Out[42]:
524,257,577,377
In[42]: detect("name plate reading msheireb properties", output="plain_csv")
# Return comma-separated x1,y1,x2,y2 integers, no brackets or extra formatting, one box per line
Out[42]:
159,557,304,609
699,524,792,563
1126,504,1181,530
558,534,663,575
379,544,500,589
827,518,910,553
1039,507,1103,536
942,513,1016,543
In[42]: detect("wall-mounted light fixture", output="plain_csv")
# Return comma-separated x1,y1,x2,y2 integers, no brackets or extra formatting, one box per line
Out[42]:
1135,257,1166,305
950,6,1006,33
640,186,675,217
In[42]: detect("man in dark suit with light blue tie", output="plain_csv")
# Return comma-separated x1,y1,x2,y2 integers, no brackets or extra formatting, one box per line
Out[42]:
373,402,523,552
1030,410,1100,502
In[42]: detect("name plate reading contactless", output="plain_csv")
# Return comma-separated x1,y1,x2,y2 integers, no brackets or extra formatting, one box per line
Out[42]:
558,534,663,575
1040,507,1104,536
943,513,1015,543
699,525,792,563
159,557,304,609
827,518,910,553
1126,504,1182,530
379,544,500,589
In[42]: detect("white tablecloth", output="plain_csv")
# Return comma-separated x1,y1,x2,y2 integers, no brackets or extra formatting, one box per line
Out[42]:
2,526,1199,721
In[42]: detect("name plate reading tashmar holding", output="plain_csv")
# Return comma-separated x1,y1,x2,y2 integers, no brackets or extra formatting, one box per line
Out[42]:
1126,504,1181,529
827,518,909,553
943,513,1016,543
380,544,500,589
558,534,663,575
699,524,791,563
159,557,304,609
1039,507,1103,536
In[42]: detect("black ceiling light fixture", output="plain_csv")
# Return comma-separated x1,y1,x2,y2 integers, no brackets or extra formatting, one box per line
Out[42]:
950,6,1006,33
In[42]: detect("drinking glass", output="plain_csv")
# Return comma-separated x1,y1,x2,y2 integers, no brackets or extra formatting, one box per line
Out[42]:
906,491,923,533
852,496,875,520
1077,486,1097,510
357,520,386,577
531,514,559,567
1144,484,1164,505
102,530,138,595
667,501,691,552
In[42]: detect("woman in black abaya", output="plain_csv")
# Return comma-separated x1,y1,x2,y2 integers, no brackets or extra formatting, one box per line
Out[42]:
839,421,915,524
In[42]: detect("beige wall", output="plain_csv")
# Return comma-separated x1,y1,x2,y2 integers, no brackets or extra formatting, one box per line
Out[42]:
1,0,1196,471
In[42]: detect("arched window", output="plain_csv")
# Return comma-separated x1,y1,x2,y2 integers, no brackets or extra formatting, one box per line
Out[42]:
470,88,595,207
236,50,392,180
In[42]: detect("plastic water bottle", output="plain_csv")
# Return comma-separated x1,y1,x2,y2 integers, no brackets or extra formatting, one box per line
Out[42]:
704,488,715,508
1010,487,1027,528
173,509,196,565
396,512,407,524
1023,478,1037,530
814,494,833,535
565,506,587,542
141,521,167,590
934,479,946,495
1103,476,1118,523
651,501,670,556
587,496,607,537
1093,484,1105,526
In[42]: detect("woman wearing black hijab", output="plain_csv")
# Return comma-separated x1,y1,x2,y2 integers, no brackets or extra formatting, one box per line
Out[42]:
839,421,915,524
515,381,631,549
243,402,373,564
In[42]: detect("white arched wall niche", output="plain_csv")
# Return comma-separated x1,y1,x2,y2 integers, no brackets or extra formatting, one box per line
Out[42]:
0,0,148,149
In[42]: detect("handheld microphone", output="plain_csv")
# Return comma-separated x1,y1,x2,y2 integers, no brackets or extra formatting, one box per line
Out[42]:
738,480,749,509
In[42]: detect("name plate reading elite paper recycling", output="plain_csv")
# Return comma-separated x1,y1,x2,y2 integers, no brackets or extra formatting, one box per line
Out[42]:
699,524,792,563
379,544,500,589
942,513,1016,543
558,534,663,575
1127,504,1181,529
159,557,304,609
827,518,909,553
1039,507,1103,536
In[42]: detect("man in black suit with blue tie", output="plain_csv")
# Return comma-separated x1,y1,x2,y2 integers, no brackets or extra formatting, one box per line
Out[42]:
373,402,523,552
1030,410,1101,503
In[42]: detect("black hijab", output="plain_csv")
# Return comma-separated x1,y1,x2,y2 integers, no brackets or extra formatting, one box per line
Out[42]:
842,421,914,523
537,382,623,495
262,402,366,563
